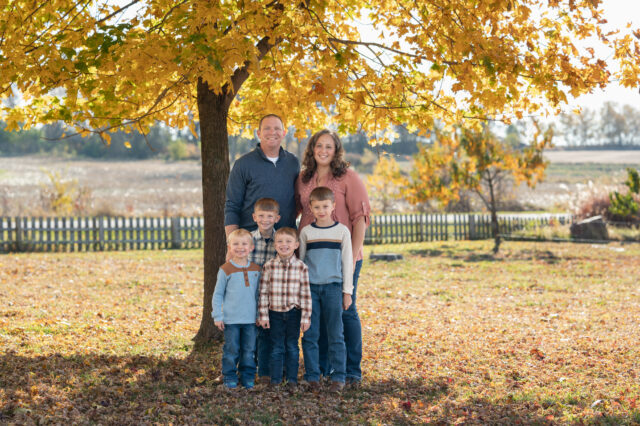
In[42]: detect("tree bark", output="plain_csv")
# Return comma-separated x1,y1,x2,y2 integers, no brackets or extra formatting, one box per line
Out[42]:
193,78,232,345
487,173,501,254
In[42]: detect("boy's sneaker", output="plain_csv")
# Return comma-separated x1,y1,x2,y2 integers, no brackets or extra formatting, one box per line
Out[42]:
285,382,298,392
256,376,271,386
346,378,361,389
304,380,321,392
224,381,238,390
329,381,344,393
243,381,255,390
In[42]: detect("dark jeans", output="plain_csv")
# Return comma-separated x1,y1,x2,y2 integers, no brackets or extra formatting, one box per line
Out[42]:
302,282,346,383
256,326,271,377
268,308,301,384
319,259,363,381
222,324,257,386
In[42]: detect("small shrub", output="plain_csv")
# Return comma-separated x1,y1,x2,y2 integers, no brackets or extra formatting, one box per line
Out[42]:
575,191,611,220
167,139,199,161
608,168,640,225
39,170,92,216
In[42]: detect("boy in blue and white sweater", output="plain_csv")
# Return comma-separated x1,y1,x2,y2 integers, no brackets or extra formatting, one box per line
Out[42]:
299,186,353,393
212,229,261,390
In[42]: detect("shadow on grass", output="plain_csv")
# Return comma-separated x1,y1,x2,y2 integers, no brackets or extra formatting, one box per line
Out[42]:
409,246,563,265
2,349,627,424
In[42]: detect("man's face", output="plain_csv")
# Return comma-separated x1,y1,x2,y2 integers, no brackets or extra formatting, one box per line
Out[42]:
274,233,299,258
256,116,285,154
252,209,280,232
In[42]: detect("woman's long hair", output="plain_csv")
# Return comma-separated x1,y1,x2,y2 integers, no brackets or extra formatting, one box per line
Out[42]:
301,129,349,183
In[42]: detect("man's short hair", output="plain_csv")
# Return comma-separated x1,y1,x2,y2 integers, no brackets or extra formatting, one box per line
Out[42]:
254,198,280,213
309,186,335,203
227,228,252,244
259,114,285,130
274,227,298,240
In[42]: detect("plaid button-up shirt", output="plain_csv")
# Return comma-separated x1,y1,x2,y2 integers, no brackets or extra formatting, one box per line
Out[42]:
249,229,277,267
258,254,312,327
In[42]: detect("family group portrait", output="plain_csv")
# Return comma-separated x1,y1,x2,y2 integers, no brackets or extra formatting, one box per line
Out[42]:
1,0,640,424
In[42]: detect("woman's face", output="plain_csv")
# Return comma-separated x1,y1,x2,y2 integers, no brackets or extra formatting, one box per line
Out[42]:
313,134,336,168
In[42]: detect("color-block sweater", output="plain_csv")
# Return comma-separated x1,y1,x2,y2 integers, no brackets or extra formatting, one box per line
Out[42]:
299,222,353,295
211,260,261,324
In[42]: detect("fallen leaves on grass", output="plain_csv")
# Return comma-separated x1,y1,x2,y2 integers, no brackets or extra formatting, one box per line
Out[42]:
1,241,640,424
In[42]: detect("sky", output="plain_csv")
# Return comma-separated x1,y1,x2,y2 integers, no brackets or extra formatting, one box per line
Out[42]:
566,0,640,111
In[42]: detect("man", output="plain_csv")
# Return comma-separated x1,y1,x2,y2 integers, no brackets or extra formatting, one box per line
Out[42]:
224,114,300,236
224,113,300,384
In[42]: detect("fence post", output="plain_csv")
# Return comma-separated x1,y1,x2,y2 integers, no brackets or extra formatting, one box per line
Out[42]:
16,217,24,252
171,217,182,249
95,216,104,251
469,215,476,240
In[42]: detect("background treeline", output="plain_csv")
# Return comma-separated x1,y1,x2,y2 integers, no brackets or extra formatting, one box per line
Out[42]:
2,102,639,159
558,102,640,148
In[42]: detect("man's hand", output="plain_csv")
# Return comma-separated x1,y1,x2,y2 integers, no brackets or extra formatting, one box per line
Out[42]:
301,322,310,333
215,320,225,331
342,293,352,311
259,320,270,329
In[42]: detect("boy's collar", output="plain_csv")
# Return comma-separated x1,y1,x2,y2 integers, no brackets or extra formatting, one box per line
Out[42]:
277,253,296,263
312,221,338,229
230,258,250,268
260,228,275,239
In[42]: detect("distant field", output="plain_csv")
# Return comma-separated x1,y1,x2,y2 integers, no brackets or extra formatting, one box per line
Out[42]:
1,151,639,216
544,150,640,164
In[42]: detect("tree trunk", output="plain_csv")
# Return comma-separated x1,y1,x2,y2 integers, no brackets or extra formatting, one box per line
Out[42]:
193,79,231,345
487,175,501,254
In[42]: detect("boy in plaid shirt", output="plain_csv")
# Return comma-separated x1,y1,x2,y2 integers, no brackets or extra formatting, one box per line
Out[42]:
249,198,280,383
257,227,312,389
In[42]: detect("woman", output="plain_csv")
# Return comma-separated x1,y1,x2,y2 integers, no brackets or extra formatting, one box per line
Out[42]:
296,129,370,386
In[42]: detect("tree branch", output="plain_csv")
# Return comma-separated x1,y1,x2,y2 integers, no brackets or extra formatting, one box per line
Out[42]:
96,0,142,24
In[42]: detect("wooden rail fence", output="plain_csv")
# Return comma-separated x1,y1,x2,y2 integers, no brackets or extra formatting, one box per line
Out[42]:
0,214,572,253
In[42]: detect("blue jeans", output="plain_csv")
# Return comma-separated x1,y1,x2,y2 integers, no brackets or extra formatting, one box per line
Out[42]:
268,308,301,384
222,324,257,386
256,327,271,377
302,282,346,383
319,260,363,382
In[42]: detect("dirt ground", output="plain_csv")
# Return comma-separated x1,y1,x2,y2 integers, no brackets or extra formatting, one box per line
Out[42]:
1,151,639,216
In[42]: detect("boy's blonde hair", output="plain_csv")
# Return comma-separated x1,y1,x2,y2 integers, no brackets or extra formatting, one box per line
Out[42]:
309,186,334,203
254,198,280,213
274,227,298,240
227,228,253,244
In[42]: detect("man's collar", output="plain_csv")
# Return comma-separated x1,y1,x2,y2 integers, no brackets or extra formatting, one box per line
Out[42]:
256,143,284,160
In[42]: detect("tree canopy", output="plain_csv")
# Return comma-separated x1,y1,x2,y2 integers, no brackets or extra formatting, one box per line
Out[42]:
3,1,639,137
2,0,639,342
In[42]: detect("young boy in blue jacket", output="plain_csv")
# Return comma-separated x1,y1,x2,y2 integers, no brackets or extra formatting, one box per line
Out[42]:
212,229,261,389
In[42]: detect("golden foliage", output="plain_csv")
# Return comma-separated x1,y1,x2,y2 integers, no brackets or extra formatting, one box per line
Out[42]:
1,1,639,137
366,154,405,213
403,123,553,210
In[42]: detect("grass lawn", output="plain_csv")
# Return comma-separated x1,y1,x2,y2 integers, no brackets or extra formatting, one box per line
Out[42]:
1,240,639,424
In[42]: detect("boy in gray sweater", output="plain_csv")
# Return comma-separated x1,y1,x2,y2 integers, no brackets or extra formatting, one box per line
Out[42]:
299,187,353,393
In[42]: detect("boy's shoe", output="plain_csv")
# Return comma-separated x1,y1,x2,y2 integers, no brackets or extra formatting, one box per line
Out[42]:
304,380,321,392
345,378,361,389
243,381,255,390
224,381,238,390
256,376,271,385
285,382,298,392
329,381,344,393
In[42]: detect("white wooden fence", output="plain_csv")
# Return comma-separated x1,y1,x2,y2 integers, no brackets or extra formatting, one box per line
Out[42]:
0,214,572,253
